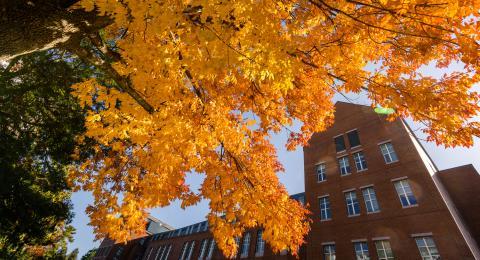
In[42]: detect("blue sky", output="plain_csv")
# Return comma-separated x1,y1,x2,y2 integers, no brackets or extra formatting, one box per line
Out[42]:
69,64,480,256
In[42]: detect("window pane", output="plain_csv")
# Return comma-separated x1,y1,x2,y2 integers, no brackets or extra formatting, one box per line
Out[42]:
353,152,368,171
374,240,394,260
347,130,361,147
186,241,195,260
380,142,398,163
317,163,326,182
256,230,265,255
323,244,336,260
345,191,360,216
319,196,331,220
354,242,370,260
241,233,251,257
199,239,208,258
207,239,216,258
338,156,351,176
362,187,380,213
394,180,417,207
334,135,346,152
415,237,440,259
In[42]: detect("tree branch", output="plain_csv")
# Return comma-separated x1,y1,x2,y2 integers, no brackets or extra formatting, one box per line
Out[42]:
67,43,156,114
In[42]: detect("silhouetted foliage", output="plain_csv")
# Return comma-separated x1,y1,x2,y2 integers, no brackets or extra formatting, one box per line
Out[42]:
0,51,95,258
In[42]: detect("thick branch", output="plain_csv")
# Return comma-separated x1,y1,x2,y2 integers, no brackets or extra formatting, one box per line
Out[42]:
0,0,110,61
68,44,155,113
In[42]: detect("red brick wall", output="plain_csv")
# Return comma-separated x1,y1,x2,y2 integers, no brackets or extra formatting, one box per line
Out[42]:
303,102,474,259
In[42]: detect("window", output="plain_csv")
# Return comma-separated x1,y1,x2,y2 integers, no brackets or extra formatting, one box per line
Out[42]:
146,247,154,260
379,142,398,163
163,245,172,260
155,245,168,260
345,191,361,216
362,187,380,213
323,244,336,260
298,195,305,205
338,156,351,176
186,241,195,260
334,135,346,152
347,130,361,147
317,163,327,182
153,246,165,260
196,223,202,233
202,221,209,232
199,239,209,259
394,179,417,207
415,236,440,259
375,240,394,260
354,242,370,260
319,196,332,220
240,233,251,258
255,230,265,256
206,239,215,259
353,151,368,171
179,242,189,260
114,246,123,259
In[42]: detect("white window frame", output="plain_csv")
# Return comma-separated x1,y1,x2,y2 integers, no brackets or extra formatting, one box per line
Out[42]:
393,179,418,207
362,187,380,213
345,190,360,216
353,151,368,172
316,163,327,182
374,240,394,260
338,156,351,176
379,142,399,164
414,236,440,260
319,195,331,221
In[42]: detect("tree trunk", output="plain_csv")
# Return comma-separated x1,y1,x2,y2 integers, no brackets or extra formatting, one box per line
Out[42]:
0,0,110,61
0,0,155,113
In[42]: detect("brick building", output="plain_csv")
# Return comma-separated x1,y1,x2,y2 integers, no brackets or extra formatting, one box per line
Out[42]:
95,102,480,259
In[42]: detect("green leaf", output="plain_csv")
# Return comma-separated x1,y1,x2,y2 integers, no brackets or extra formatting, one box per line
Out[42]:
374,107,395,115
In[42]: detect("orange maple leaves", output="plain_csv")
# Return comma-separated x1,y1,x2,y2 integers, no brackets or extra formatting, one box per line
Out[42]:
70,0,479,256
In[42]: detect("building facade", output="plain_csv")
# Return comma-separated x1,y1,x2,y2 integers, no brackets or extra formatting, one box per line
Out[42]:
304,102,479,259
95,102,480,260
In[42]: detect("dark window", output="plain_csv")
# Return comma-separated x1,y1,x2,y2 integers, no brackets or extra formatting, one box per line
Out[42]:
334,135,346,152
347,130,361,147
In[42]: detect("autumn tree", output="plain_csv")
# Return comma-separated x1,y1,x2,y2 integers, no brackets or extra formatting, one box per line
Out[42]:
1,0,479,257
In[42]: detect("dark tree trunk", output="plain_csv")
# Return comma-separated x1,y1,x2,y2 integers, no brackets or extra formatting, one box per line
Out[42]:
0,0,110,61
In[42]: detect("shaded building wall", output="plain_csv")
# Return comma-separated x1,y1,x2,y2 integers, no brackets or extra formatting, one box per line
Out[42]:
303,102,476,259
94,194,306,260
436,165,480,247
144,228,301,260
95,216,174,260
